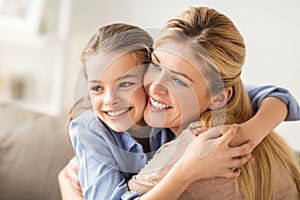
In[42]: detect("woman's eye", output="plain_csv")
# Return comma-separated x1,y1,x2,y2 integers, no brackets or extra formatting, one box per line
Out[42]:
119,82,135,88
151,63,161,71
90,85,103,92
173,78,188,87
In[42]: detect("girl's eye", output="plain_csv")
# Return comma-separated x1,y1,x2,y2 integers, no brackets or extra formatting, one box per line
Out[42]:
90,85,103,92
151,63,161,71
119,82,135,88
173,78,188,87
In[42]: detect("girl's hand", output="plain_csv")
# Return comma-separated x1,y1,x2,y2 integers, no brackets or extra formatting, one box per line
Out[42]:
178,124,254,182
58,156,84,200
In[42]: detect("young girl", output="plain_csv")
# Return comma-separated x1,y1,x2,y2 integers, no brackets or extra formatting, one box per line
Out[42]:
59,22,300,200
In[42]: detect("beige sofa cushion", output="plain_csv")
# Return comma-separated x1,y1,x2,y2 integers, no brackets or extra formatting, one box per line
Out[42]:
0,102,73,200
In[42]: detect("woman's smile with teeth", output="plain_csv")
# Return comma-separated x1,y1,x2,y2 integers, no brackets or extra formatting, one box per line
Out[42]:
106,108,130,117
150,97,171,110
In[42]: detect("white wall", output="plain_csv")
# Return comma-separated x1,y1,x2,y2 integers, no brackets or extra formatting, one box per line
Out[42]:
67,0,300,151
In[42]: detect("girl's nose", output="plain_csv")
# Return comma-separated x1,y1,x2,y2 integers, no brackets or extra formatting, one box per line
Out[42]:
103,90,119,106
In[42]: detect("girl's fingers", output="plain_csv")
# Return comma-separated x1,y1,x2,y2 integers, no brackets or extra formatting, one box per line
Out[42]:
69,156,79,173
66,168,81,188
224,168,241,179
230,140,254,158
66,157,82,192
223,153,252,178
231,153,252,168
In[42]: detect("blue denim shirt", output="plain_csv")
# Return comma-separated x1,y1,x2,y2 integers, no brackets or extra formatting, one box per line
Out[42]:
245,85,300,121
70,84,300,200
70,110,174,200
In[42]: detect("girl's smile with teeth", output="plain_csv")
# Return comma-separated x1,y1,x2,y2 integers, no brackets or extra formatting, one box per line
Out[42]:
105,107,131,117
149,97,171,110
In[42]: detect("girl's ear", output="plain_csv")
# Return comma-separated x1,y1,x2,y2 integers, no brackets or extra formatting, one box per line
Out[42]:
209,87,233,110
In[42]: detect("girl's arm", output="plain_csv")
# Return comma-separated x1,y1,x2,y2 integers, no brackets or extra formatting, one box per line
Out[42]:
245,84,300,121
237,97,287,147
230,85,300,148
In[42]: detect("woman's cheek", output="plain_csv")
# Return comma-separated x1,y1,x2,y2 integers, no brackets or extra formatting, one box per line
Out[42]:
131,86,147,105
178,92,201,123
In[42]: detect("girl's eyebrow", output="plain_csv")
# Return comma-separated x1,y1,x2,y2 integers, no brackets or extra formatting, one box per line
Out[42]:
88,74,139,84
88,80,100,84
117,74,139,81
152,52,194,83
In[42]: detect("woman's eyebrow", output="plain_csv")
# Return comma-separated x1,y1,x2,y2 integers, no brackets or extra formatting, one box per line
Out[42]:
152,52,160,63
153,52,194,83
170,70,194,83
152,51,194,82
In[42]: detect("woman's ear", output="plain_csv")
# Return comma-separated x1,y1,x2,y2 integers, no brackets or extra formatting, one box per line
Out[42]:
209,87,233,109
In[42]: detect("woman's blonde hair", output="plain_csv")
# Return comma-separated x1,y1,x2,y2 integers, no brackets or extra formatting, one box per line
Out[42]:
159,6,300,199
68,23,153,123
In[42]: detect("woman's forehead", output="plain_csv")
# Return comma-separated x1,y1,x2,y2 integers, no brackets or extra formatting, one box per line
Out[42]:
153,41,201,66
153,46,204,73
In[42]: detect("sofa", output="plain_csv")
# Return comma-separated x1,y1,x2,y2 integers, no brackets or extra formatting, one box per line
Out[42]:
0,102,73,200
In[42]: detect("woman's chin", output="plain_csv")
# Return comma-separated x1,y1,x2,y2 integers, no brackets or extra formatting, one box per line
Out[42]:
143,109,168,128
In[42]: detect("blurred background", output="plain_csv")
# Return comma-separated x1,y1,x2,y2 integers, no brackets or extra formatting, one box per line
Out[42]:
0,0,299,150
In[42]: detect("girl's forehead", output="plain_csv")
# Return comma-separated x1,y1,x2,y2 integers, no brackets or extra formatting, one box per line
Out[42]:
86,52,144,81
86,52,122,73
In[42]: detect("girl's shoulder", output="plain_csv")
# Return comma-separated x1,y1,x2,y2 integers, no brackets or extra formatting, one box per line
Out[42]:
72,109,98,125
70,109,114,139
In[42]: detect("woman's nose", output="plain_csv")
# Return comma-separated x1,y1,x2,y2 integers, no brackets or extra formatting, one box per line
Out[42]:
148,82,168,95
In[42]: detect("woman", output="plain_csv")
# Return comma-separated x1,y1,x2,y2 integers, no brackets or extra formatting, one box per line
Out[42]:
127,6,300,199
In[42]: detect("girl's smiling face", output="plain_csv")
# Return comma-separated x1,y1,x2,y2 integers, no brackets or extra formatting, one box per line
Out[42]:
143,42,212,134
86,52,147,132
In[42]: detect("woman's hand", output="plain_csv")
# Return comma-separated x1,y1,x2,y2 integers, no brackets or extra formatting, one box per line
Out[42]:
177,124,254,182
194,124,251,149
58,156,84,200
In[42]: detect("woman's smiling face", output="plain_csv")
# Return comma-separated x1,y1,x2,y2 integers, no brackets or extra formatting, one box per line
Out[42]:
143,41,212,134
